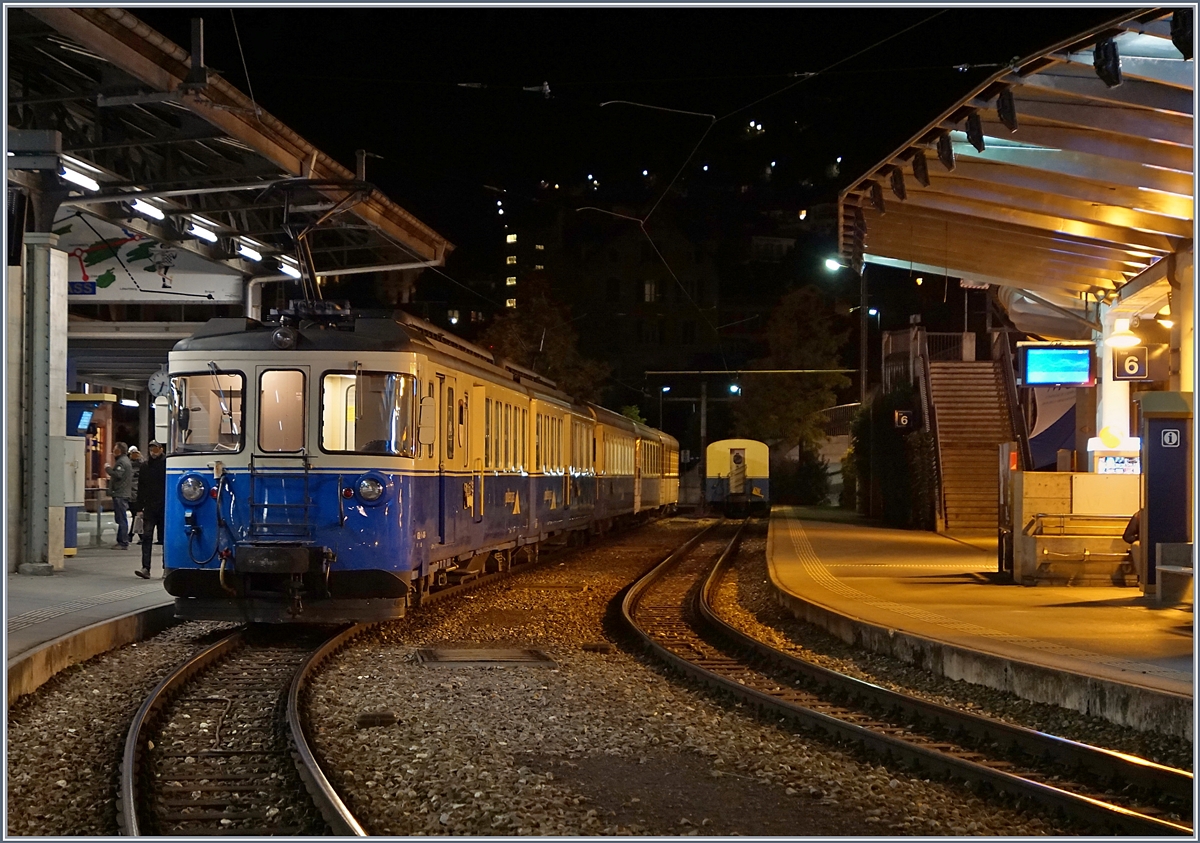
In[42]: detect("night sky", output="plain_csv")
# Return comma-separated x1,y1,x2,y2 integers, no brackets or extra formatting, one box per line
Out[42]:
132,5,1132,260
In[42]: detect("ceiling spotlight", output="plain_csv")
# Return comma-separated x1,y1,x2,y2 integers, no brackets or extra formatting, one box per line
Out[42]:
936,133,955,171
965,112,985,152
1158,316,1175,329
912,150,929,187
915,276,924,286
1171,9,1192,60
131,199,165,220
1093,37,1122,88
889,167,906,201
60,167,99,191
1105,317,1140,349
996,88,1018,131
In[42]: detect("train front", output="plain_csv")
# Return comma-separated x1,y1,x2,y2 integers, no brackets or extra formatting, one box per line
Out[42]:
161,315,420,623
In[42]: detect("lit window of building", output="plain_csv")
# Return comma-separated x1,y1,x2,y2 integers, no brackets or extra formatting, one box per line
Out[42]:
447,309,460,325
505,298,517,308
506,234,518,243
534,265,544,271
506,276,517,286
506,255,517,265
535,244,545,251
643,279,658,303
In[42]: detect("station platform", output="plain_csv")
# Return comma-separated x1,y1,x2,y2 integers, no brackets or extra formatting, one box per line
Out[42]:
767,506,1194,737
7,542,171,665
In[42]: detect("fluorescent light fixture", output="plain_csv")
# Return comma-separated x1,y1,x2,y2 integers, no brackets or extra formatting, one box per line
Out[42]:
60,167,99,191
130,199,165,220
279,262,301,279
237,244,262,261
120,398,139,408
188,224,218,243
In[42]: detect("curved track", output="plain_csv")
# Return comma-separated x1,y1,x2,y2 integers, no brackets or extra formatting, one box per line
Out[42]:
622,519,1192,837
118,624,365,836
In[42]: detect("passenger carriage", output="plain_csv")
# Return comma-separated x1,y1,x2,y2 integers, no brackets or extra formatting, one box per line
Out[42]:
705,438,769,512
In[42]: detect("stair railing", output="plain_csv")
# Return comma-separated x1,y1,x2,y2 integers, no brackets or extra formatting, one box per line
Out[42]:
914,328,946,531
994,332,1034,471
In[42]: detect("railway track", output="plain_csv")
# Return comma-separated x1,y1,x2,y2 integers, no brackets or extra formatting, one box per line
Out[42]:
118,624,365,836
622,518,1193,837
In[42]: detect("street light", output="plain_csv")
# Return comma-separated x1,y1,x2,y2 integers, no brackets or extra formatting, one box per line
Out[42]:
827,256,869,404
728,383,741,395
659,385,670,428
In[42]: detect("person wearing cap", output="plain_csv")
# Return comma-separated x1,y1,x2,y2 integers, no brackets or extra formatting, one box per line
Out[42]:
133,441,167,579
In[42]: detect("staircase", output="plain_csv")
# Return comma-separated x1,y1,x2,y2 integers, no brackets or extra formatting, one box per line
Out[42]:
928,361,1015,530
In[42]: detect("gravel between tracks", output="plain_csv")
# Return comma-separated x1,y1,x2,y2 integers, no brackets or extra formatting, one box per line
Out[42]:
307,519,1089,835
717,526,1194,773
6,621,239,836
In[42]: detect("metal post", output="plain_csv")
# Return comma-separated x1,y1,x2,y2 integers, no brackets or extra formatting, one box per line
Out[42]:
21,233,67,574
859,265,868,405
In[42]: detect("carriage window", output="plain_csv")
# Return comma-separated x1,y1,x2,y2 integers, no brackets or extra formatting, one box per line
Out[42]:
446,387,455,460
321,371,415,455
169,371,244,454
259,369,305,452
520,409,527,470
493,401,502,468
503,404,511,469
484,398,492,468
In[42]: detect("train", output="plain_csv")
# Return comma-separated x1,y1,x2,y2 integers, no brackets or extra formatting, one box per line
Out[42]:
161,302,679,623
705,438,769,513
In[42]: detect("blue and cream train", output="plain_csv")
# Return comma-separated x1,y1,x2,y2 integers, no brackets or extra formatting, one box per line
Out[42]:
162,306,679,623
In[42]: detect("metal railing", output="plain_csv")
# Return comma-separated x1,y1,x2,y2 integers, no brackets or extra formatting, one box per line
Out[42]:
1025,513,1132,537
815,402,861,437
994,332,1034,471
926,332,966,361
914,329,946,531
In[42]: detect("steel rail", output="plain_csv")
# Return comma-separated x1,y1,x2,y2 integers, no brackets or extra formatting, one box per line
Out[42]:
696,547,1194,804
117,628,246,836
621,522,1191,837
287,624,372,836
118,625,366,836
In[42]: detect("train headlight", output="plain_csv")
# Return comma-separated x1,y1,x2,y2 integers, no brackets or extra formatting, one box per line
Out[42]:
179,475,207,502
357,477,384,502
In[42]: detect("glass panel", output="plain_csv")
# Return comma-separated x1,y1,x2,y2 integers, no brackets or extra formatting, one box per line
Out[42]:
485,398,492,468
503,404,510,469
321,372,415,455
259,370,305,452
446,387,455,460
169,371,244,454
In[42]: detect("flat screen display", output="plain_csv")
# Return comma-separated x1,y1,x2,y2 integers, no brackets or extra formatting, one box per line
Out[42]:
1021,346,1094,386
76,409,93,432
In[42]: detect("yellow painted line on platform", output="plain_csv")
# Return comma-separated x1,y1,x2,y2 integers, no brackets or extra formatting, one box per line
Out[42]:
782,513,1190,684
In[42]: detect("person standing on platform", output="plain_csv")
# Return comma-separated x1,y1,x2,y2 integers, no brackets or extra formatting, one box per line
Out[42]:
128,446,143,543
134,441,167,579
105,442,133,550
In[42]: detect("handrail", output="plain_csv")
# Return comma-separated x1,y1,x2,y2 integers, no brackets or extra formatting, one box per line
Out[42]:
915,329,946,531
996,332,1034,470
1024,512,1134,537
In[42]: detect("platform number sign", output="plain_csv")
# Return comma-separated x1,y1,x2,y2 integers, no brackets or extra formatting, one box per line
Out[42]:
1113,346,1148,380
894,409,915,430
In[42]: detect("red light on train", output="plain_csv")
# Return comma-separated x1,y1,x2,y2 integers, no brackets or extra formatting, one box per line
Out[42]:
342,488,355,498
209,487,218,499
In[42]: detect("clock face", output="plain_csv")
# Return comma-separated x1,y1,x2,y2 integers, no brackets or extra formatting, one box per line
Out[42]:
148,370,171,398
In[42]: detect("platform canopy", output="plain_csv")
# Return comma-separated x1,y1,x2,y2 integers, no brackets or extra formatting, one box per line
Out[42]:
838,8,1192,335
8,8,453,294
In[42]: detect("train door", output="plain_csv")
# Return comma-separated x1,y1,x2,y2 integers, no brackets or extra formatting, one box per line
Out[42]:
436,373,457,545
634,438,642,512
729,448,746,494
471,386,485,523
564,417,573,510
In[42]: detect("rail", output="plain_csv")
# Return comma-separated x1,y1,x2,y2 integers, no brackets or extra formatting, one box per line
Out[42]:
926,331,966,361
995,332,1034,470
914,329,946,530
1025,513,1133,536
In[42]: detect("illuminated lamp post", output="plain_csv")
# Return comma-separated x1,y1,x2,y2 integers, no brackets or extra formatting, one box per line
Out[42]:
826,257,869,404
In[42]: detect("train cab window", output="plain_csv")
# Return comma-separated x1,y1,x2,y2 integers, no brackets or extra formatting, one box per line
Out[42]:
258,369,305,452
169,370,244,454
320,371,416,455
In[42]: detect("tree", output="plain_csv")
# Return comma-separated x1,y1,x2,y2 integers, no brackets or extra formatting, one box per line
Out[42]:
620,405,646,424
478,277,610,405
732,286,849,450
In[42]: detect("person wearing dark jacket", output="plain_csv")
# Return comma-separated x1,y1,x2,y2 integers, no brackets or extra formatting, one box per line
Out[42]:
133,441,167,579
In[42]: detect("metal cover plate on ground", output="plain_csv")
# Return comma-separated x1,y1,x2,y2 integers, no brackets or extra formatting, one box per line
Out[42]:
416,648,556,667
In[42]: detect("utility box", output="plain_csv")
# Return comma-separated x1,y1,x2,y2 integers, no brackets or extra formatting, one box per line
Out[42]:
52,436,86,556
